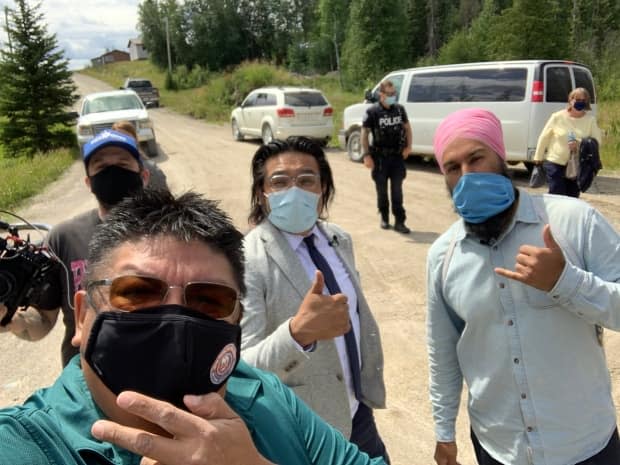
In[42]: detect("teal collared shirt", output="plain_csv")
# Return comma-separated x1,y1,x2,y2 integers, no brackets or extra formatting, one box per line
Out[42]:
0,357,384,465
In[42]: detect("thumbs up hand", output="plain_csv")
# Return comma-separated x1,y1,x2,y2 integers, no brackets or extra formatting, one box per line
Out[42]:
494,224,566,291
289,270,351,347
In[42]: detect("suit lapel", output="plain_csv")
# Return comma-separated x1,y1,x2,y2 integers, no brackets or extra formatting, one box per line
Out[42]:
259,221,311,299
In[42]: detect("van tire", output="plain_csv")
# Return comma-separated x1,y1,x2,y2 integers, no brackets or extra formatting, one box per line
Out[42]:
261,124,273,145
346,129,364,162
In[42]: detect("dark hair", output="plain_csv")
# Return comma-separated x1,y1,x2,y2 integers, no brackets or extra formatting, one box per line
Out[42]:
87,189,245,297
248,136,335,225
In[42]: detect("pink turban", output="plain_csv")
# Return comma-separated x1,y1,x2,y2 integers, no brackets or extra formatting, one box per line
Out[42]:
433,108,506,173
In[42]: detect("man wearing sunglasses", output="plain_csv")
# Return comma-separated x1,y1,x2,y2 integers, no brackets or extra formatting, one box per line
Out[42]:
0,189,386,465
0,129,149,367
242,137,389,463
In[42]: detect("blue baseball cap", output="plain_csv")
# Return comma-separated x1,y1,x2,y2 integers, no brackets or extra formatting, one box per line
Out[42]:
83,129,142,168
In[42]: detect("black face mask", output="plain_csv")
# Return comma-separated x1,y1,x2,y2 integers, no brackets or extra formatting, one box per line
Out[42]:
84,305,241,409
89,165,144,208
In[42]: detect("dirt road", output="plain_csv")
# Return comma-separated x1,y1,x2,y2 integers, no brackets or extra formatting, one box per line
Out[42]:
2,73,620,465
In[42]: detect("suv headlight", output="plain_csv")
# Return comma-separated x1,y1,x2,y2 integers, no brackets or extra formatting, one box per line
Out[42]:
138,119,153,129
78,125,93,137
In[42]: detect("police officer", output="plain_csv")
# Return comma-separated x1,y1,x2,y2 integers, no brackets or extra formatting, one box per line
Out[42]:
361,80,412,234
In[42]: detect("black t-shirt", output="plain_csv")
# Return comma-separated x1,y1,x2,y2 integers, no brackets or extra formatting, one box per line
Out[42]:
37,209,101,366
362,103,409,151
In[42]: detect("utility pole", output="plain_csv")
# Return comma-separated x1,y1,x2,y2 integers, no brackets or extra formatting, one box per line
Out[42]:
4,6,12,53
164,16,172,75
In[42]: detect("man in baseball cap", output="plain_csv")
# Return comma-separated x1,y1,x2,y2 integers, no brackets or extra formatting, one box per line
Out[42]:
0,128,150,367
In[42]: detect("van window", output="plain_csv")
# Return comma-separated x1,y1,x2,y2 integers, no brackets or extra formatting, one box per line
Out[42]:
407,69,527,102
573,67,596,103
387,74,405,97
545,66,571,102
371,74,405,101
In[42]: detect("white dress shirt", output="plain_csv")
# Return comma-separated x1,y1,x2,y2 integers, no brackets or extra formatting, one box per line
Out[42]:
283,225,361,417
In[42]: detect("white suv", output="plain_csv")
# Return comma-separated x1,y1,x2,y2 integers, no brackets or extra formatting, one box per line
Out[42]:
230,86,333,145
76,89,158,157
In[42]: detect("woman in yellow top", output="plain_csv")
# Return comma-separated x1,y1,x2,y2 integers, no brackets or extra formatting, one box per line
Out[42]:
533,87,602,198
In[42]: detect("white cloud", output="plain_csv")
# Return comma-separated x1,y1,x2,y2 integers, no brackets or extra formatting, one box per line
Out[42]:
0,0,141,69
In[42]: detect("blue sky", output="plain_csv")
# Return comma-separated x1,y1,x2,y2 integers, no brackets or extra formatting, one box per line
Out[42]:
0,0,141,70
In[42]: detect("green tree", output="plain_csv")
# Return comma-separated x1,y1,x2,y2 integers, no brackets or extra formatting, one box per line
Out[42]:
407,0,429,60
183,0,246,70
0,0,77,157
341,0,411,88
487,0,570,60
436,0,500,64
313,0,351,72
138,0,186,70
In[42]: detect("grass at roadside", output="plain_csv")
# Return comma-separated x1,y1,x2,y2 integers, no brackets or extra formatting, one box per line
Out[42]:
597,101,620,172
0,149,78,214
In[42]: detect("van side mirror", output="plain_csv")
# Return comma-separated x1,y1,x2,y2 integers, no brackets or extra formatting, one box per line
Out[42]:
65,111,79,120
364,89,377,103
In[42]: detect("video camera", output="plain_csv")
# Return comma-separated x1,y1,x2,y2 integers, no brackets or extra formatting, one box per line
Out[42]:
0,218,60,326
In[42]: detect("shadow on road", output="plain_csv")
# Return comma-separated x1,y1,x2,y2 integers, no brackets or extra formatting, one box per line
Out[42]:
407,230,441,244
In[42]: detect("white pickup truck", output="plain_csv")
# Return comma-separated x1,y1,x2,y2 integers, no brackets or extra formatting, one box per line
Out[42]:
76,90,158,158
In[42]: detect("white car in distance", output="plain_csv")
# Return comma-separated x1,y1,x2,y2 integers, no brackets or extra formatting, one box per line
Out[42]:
231,86,334,145
76,89,158,157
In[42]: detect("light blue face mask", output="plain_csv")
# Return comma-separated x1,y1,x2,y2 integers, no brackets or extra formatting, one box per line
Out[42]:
267,186,320,233
384,95,397,106
452,173,515,224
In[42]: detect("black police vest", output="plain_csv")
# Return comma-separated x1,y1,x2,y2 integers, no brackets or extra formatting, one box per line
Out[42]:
369,104,405,152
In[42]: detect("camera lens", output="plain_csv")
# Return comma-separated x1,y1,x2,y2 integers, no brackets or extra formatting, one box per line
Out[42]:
0,270,16,302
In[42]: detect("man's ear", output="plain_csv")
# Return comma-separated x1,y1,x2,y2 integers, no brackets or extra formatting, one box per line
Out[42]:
85,175,92,193
71,290,89,348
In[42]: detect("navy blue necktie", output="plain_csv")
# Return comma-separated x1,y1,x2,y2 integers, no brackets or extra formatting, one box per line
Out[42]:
303,234,362,400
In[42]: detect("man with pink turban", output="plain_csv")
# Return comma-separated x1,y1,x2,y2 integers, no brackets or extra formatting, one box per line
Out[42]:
426,108,620,465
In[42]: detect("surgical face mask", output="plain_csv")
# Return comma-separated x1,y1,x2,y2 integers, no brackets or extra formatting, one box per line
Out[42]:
89,165,143,207
384,95,397,106
266,186,319,233
84,305,241,409
573,101,586,111
452,173,515,224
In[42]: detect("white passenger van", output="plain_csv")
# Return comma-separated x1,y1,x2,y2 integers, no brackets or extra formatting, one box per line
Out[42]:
338,60,597,170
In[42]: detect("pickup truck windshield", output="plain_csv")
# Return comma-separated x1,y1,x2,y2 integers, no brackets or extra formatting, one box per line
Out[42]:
83,95,143,115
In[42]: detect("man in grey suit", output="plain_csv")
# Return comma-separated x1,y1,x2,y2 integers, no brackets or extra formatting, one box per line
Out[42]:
241,137,389,463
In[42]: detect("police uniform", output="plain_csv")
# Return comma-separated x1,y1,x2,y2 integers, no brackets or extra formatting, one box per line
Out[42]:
363,102,409,229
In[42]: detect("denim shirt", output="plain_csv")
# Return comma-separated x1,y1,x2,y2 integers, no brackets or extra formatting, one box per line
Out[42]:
426,189,620,465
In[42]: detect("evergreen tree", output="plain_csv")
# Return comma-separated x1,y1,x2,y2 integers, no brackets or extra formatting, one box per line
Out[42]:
341,0,411,88
487,0,570,60
0,0,77,157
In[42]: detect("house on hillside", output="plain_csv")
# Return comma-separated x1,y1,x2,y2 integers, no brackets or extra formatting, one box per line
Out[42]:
91,50,130,67
128,38,149,61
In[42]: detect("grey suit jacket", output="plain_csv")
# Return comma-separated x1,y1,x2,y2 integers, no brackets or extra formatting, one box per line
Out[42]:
241,220,386,438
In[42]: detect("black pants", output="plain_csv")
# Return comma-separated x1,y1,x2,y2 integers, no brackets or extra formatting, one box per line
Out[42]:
471,428,620,465
350,402,390,464
371,154,406,223
543,160,580,198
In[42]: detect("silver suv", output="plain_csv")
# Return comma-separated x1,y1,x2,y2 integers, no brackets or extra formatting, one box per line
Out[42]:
230,86,333,145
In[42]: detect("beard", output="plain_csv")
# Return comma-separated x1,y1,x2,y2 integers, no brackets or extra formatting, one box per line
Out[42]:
446,164,519,245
